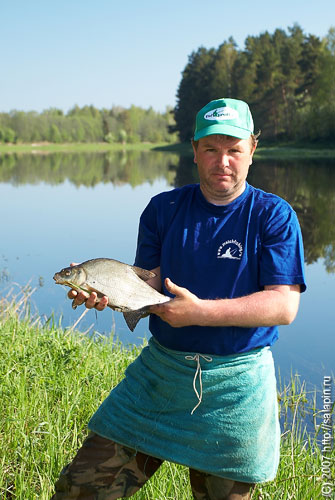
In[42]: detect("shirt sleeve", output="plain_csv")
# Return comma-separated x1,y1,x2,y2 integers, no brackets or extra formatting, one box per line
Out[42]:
259,207,306,292
134,199,161,270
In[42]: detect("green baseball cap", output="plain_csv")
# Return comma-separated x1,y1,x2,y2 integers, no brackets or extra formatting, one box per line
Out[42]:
194,98,254,141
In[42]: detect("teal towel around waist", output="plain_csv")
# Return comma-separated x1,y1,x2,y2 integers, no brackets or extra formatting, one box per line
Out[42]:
88,338,280,483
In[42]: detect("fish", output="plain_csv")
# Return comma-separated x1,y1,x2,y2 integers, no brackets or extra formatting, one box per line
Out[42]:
53,258,170,331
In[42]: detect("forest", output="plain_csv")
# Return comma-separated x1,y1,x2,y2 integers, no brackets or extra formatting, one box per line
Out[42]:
174,25,335,143
1,25,334,145
0,105,178,145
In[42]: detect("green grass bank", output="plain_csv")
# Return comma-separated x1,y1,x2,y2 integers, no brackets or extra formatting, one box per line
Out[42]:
0,142,167,154
1,141,335,160
0,297,333,499
154,142,335,160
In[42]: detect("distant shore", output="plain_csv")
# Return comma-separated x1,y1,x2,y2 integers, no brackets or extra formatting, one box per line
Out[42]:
1,141,335,160
0,141,166,154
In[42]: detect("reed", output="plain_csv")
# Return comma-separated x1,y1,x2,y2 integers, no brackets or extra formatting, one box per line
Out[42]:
0,291,333,499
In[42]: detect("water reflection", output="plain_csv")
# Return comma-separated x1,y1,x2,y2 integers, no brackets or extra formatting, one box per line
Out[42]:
172,155,335,273
1,151,335,273
248,160,335,271
1,150,334,389
0,150,179,187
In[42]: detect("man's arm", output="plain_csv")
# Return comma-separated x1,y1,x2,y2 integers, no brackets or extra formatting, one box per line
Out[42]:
150,279,301,328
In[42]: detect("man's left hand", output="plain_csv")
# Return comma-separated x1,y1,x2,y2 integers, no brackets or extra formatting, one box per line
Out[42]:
149,278,203,327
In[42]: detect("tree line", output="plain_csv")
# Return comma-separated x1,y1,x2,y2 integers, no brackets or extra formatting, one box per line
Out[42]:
173,25,335,143
1,25,334,145
0,105,178,144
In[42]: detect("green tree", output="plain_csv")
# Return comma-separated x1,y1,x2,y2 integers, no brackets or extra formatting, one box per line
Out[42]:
311,27,335,140
118,129,127,145
174,47,217,141
293,27,335,141
0,126,16,143
210,38,238,98
49,124,62,143
174,25,329,143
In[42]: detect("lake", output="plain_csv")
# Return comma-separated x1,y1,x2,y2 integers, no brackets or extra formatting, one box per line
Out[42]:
0,149,334,394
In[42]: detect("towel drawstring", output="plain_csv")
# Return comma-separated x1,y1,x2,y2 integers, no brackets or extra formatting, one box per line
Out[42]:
185,353,213,414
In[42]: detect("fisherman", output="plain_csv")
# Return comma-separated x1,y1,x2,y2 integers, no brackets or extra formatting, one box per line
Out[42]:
51,98,306,500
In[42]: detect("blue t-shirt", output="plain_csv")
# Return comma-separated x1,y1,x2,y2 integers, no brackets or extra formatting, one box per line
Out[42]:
135,183,306,356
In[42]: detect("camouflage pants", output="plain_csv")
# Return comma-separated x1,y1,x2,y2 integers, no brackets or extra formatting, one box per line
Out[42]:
51,432,254,500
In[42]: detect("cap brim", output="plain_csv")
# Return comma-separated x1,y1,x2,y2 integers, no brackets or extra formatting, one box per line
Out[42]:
194,124,252,141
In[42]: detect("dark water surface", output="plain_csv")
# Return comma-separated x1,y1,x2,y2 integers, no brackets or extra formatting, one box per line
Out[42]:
1,150,334,395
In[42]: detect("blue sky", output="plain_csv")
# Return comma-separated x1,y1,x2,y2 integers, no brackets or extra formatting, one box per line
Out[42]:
1,0,334,113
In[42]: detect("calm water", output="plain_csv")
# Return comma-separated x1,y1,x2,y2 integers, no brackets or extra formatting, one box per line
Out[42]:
0,149,334,392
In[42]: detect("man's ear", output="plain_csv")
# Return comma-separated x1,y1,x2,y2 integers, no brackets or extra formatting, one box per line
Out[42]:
249,141,257,166
191,140,197,164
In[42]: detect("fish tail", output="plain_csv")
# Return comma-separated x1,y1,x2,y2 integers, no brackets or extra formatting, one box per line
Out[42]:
123,310,148,332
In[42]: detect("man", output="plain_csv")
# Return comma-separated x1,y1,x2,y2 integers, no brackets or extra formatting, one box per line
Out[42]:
52,98,306,500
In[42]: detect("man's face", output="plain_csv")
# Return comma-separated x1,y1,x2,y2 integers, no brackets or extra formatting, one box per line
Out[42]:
192,134,256,205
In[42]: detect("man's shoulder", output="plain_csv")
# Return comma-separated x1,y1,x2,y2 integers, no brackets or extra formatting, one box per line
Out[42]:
151,184,198,206
248,184,293,213
247,185,300,234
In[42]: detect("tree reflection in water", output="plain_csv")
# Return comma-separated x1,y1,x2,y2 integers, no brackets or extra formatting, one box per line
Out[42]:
0,151,334,272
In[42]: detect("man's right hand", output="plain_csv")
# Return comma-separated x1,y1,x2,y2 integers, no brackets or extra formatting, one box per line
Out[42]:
67,262,109,311
68,289,109,311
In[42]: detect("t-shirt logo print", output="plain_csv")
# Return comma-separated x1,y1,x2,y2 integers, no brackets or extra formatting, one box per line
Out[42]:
217,240,243,260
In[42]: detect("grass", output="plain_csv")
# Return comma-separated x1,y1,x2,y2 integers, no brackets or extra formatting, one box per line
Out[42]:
254,146,335,160
153,141,335,160
0,289,334,499
0,142,171,154
1,140,335,159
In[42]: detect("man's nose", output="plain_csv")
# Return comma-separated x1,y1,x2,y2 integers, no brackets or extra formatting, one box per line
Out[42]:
218,153,230,167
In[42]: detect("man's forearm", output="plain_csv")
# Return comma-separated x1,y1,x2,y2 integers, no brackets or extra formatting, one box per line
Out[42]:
196,286,301,328
150,281,301,329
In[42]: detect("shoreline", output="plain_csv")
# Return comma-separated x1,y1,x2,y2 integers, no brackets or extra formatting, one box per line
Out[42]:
1,141,335,160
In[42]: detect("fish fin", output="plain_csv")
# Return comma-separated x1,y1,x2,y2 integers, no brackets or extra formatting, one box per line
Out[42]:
123,310,148,332
112,306,124,312
131,265,156,282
